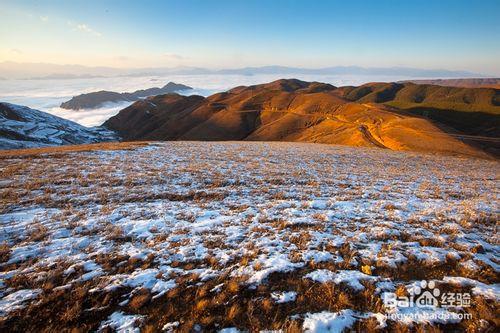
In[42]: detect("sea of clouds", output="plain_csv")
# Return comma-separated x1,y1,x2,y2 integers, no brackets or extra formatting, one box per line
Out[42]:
0,73,427,127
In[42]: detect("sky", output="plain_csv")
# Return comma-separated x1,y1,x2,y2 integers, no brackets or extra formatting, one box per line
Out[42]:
1,0,499,75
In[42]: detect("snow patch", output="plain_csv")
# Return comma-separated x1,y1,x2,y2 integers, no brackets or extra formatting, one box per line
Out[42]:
0,289,42,317
99,311,144,333
304,270,376,291
271,291,297,303
302,309,357,332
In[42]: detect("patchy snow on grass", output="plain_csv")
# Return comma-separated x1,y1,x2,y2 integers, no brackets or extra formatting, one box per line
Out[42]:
302,309,357,332
161,321,179,332
304,269,336,284
442,276,500,301
236,253,304,285
99,311,144,333
0,102,117,149
271,291,297,303
305,269,376,291
0,289,42,317
1,141,498,331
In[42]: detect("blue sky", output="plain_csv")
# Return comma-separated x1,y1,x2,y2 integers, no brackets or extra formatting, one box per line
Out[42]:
1,0,499,74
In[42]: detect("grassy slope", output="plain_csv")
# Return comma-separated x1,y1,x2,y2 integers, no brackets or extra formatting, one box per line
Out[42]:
102,80,499,158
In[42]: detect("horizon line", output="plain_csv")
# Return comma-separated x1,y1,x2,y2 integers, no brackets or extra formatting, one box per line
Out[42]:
0,60,486,74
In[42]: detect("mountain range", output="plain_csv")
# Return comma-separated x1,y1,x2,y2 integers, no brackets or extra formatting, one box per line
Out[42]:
1,79,498,157
103,79,499,158
0,61,483,80
60,82,192,110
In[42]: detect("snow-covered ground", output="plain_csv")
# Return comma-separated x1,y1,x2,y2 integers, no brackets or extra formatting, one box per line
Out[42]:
0,102,117,149
0,142,498,331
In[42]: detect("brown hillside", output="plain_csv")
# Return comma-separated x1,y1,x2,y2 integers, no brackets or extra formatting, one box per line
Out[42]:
103,79,500,157
338,82,500,112
401,78,500,89
103,94,205,140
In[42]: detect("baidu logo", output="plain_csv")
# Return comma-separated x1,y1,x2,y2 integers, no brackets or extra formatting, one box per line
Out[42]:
414,280,440,307
383,280,471,309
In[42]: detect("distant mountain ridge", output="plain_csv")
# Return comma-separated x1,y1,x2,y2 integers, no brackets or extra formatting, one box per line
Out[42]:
30,74,105,80
0,102,117,149
400,78,500,89
215,65,478,77
0,61,484,79
60,82,192,110
103,79,499,158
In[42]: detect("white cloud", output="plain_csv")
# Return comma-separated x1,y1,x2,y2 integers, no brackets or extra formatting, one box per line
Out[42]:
48,102,129,126
76,24,102,37
163,53,185,60
67,21,102,37
40,16,49,22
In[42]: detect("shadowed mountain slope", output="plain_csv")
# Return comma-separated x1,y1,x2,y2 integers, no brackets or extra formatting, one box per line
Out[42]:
60,82,192,110
103,79,500,157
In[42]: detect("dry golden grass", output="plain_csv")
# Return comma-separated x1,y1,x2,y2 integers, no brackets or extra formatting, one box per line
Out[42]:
0,141,498,332
0,242,11,263
0,141,149,158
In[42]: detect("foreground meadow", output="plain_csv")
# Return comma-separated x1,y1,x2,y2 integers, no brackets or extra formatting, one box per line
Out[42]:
0,142,498,332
